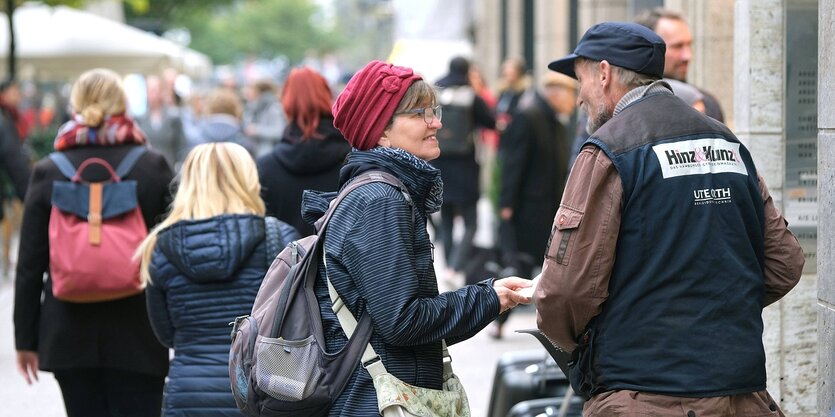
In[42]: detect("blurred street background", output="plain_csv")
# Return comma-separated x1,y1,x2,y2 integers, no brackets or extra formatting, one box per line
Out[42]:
0,0,831,416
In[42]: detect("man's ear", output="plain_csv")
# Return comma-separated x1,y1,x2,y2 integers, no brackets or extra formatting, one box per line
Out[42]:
599,60,612,87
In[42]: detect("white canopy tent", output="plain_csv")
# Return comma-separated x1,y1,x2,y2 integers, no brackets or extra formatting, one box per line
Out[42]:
0,3,211,80
387,0,474,83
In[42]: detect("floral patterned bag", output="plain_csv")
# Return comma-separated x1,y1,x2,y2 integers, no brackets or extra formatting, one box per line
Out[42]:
325,267,470,416
368,344,471,417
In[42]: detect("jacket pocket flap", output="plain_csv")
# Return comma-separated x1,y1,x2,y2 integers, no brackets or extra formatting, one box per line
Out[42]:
555,207,583,230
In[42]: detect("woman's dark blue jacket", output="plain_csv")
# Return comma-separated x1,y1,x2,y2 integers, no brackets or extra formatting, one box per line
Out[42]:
302,148,502,417
146,214,298,417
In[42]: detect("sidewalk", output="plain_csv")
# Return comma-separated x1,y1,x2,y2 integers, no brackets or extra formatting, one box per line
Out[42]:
0,278,65,417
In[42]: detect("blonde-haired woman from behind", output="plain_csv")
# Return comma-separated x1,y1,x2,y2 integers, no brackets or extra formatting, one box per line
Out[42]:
14,67,174,417
137,142,298,417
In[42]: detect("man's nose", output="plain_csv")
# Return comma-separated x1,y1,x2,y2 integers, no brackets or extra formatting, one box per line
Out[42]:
681,44,693,62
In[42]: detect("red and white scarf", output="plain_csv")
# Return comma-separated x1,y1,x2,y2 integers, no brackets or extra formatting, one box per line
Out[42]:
54,114,147,151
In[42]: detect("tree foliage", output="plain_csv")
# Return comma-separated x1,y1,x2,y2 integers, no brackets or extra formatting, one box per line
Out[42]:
177,0,341,65
6,0,340,68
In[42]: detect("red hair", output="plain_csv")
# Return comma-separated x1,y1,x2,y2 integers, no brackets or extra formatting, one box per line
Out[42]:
281,67,333,140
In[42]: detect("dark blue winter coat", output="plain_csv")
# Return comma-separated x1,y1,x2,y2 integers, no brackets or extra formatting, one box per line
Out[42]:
146,214,298,417
302,147,502,417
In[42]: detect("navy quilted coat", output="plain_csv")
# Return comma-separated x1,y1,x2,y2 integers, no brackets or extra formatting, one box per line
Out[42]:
302,148,502,417
146,214,297,417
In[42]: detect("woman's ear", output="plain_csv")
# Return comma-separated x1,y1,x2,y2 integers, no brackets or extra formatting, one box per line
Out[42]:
378,130,391,147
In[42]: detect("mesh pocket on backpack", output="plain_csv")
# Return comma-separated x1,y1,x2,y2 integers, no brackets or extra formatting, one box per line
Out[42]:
229,316,258,407
254,335,322,401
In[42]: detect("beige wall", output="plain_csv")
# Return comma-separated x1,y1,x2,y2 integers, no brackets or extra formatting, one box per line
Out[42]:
579,0,628,32
534,0,572,83
817,0,834,415
472,0,503,91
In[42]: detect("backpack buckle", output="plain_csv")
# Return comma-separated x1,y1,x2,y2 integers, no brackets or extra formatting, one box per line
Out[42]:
361,355,381,369
229,315,249,340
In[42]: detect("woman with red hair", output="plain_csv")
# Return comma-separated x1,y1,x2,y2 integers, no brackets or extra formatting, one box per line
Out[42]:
256,67,350,236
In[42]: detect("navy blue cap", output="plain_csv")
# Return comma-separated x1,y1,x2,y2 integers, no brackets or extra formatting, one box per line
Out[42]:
548,22,666,79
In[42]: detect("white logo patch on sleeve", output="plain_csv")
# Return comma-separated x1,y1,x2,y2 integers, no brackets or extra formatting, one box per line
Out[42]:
652,138,749,178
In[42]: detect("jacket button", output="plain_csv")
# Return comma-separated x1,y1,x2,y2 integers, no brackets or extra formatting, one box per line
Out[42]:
769,403,778,411
687,411,696,417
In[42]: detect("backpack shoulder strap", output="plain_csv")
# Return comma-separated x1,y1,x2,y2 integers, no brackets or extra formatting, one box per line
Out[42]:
315,170,412,234
115,146,147,179
48,152,77,179
264,216,282,268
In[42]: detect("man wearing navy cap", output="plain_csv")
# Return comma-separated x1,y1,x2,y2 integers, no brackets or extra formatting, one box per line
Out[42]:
533,22,804,416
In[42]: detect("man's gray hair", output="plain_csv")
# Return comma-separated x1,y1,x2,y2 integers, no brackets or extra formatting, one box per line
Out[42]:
576,57,658,90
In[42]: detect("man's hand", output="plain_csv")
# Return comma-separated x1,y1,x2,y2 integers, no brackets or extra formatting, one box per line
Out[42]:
493,276,532,313
500,207,513,220
16,350,39,385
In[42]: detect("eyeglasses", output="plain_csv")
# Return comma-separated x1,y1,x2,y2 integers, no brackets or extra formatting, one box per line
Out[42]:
395,105,442,125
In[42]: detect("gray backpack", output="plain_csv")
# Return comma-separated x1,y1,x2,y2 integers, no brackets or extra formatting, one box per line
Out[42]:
229,171,409,417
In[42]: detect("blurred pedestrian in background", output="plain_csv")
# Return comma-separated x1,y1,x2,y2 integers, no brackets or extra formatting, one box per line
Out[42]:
492,71,576,338
137,142,298,417
536,22,803,415
664,78,706,113
0,79,32,277
495,56,531,132
136,75,185,169
256,66,350,236
468,64,499,151
310,59,530,416
14,68,173,417
194,88,254,154
432,56,496,285
0,78,31,223
243,79,286,157
635,7,725,122
468,64,501,196
180,91,206,149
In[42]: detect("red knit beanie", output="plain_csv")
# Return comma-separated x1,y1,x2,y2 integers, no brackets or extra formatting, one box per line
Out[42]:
332,60,423,150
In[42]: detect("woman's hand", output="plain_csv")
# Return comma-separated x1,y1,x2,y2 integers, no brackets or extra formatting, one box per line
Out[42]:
16,350,39,385
493,276,533,313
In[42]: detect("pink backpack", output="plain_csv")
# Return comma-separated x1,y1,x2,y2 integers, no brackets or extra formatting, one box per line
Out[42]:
47,147,148,302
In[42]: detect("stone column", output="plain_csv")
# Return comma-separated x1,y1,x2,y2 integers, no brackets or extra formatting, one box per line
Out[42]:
473,0,503,89
534,0,571,82
736,1,817,415
578,0,628,32
505,0,526,66
818,0,834,415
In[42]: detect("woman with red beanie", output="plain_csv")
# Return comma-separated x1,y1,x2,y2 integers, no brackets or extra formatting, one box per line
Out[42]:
301,60,531,416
